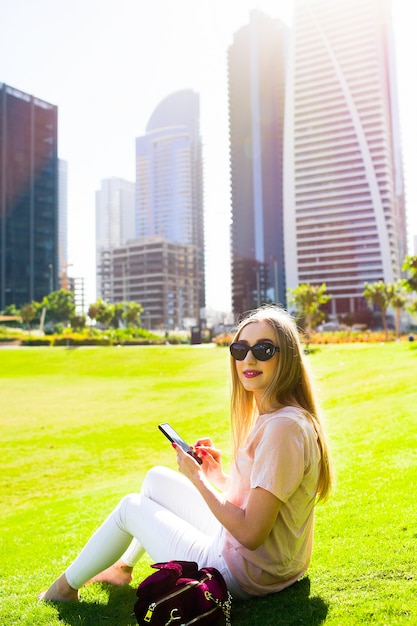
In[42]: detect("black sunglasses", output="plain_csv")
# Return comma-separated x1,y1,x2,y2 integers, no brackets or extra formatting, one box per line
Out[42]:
229,341,280,361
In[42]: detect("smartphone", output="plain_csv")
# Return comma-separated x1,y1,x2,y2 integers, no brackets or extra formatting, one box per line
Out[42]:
158,423,203,464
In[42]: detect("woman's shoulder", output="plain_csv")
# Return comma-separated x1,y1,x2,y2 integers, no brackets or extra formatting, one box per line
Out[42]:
258,406,314,436
247,407,311,454
263,405,307,423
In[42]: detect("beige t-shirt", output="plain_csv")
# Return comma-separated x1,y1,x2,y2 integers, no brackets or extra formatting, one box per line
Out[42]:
221,406,321,596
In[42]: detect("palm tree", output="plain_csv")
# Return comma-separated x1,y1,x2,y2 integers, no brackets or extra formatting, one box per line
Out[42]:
363,281,392,340
123,301,143,328
389,281,408,339
288,283,331,334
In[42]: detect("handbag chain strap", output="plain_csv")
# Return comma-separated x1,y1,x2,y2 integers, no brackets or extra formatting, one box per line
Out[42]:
204,590,232,626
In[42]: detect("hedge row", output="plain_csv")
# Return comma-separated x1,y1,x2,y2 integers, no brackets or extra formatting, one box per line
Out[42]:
19,336,167,347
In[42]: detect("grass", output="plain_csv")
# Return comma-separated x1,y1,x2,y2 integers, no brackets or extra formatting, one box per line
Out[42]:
0,342,416,625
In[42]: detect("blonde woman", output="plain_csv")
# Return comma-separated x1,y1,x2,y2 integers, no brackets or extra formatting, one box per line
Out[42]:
40,305,332,602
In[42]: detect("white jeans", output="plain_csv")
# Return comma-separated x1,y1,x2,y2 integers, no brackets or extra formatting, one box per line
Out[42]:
65,466,249,599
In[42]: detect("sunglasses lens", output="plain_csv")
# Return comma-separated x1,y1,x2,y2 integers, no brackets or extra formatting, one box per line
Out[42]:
252,343,276,361
229,343,248,360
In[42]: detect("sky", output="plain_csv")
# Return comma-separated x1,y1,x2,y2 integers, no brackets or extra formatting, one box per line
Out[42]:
1,0,416,313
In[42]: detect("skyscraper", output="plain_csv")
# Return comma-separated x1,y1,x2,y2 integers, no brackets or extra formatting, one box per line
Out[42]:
284,0,407,317
228,11,288,316
135,89,205,317
58,159,68,288
95,177,135,298
0,83,58,309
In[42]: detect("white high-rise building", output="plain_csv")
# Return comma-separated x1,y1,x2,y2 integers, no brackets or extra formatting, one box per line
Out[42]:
95,177,135,298
284,0,407,317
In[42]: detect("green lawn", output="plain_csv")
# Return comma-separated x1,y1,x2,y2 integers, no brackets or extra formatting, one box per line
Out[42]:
0,342,416,625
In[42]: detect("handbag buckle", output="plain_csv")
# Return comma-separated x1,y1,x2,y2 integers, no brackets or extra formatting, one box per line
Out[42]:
165,608,182,625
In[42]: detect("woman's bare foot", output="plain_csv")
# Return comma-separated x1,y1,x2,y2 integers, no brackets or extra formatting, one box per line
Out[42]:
86,560,133,587
39,573,79,602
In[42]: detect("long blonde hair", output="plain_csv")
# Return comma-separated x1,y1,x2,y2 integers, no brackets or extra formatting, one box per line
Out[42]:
230,305,333,502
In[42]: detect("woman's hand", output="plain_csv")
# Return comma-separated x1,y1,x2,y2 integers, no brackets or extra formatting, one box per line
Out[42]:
172,444,203,484
194,438,228,490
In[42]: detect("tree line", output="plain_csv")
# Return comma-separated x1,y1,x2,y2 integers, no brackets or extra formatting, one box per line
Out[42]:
288,255,417,339
2,255,416,339
2,293,144,333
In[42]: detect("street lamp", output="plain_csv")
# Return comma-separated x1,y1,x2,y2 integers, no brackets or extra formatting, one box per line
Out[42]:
48,264,53,293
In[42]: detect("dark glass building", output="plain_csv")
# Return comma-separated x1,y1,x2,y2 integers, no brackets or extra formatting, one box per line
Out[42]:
228,11,288,317
0,83,58,309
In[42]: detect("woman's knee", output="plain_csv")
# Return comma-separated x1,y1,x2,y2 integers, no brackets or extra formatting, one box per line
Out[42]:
116,492,142,526
141,466,179,495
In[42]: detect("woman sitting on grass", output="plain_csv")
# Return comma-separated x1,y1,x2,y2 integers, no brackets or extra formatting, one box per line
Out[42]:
40,305,333,602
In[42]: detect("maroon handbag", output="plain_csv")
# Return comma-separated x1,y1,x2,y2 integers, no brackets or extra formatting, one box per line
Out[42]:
134,560,232,625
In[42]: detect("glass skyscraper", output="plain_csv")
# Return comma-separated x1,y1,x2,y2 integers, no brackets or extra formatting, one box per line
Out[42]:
228,11,288,316
135,89,205,317
284,0,406,317
0,83,58,309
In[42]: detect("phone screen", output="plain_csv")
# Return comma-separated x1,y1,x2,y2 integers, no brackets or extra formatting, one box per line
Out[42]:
158,423,203,464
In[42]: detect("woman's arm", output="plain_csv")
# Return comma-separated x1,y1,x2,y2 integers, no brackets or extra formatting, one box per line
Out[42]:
174,445,281,551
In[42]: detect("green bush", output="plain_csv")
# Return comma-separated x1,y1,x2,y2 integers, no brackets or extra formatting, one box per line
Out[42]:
20,337,52,346
53,334,111,346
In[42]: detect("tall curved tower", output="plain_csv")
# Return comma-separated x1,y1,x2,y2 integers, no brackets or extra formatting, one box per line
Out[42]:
284,0,406,317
